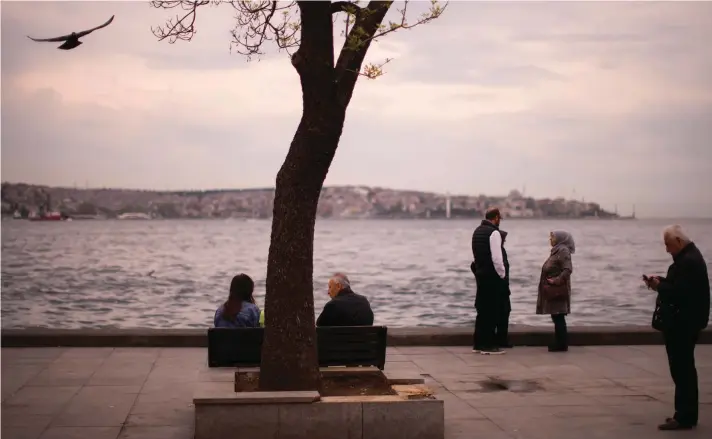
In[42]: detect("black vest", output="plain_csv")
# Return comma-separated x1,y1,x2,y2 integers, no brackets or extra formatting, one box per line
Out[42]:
472,220,500,279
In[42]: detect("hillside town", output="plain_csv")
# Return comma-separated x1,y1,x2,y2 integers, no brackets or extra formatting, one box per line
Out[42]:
0,182,622,220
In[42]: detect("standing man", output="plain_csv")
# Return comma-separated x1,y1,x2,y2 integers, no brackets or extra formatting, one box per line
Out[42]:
645,225,710,430
471,207,507,355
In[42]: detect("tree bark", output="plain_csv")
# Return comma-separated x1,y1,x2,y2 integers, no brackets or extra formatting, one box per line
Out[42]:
259,0,345,392
259,0,394,392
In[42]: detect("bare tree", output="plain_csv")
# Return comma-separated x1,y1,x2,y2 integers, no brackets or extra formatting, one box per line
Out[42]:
152,0,446,391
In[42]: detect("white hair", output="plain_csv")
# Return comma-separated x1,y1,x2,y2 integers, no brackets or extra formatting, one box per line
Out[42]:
663,224,692,244
330,273,351,290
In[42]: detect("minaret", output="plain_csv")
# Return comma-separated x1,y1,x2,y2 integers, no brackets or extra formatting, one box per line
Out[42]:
445,193,451,219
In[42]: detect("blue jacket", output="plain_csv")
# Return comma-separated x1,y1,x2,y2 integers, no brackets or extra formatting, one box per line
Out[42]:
214,302,261,328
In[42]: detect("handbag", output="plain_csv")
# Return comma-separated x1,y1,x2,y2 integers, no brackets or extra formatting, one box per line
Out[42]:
651,295,678,332
541,279,568,301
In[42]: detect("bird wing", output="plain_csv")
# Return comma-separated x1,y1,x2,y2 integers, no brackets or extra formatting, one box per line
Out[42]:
27,34,73,43
75,15,115,38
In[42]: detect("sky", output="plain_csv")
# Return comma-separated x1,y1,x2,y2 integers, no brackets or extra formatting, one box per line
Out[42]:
1,1,712,218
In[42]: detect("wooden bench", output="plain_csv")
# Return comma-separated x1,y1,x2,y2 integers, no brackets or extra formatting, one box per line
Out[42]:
207,326,387,369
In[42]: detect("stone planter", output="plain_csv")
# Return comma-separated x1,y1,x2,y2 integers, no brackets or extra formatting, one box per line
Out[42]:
194,368,444,439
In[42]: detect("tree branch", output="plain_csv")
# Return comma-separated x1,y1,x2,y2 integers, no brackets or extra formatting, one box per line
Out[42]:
152,0,445,79
333,1,392,108
330,1,362,15
290,1,334,83
371,0,448,41
332,0,447,107
229,1,300,59
151,1,214,43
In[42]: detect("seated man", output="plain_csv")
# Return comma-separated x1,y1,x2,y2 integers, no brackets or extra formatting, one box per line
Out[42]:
316,273,374,327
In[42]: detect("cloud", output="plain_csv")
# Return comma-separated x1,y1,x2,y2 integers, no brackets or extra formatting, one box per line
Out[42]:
2,0,712,217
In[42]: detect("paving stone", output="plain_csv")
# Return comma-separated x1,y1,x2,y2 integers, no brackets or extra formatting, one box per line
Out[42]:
194,404,278,439
126,387,195,427
88,360,155,386
57,348,114,360
3,345,712,439
2,365,46,402
3,386,80,415
39,427,120,439
196,367,236,382
445,419,512,439
118,426,193,439
51,386,140,427
0,414,54,428
28,359,105,387
1,425,47,439
2,348,65,363
437,391,487,420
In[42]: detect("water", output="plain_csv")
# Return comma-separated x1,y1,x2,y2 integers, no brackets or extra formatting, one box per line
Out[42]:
2,219,711,329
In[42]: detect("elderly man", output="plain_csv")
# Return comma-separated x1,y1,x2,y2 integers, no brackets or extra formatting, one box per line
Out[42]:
316,273,374,327
644,225,710,431
471,207,508,355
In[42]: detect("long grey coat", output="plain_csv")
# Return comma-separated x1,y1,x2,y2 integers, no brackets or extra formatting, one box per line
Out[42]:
536,246,573,315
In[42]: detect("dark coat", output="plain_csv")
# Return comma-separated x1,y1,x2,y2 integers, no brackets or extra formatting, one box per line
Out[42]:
316,289,374,327
536,246,573,315
657,242,710,332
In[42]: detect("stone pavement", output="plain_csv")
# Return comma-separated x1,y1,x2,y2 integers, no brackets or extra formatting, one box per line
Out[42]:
2,345,711,439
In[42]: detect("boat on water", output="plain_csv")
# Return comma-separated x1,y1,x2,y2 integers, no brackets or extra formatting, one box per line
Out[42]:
117,212,152,220
28,211,65,222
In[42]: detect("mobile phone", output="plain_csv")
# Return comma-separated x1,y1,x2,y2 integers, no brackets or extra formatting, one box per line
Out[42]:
642,275,650,282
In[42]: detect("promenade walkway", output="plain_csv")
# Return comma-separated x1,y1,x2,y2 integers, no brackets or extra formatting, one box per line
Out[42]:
2,345,711,439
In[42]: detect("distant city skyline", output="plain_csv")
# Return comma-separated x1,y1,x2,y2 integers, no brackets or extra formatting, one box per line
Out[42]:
0,180,657,219
2,1,711,218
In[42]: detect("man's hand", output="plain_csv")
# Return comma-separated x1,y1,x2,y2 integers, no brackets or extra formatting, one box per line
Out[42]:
648,277,661,291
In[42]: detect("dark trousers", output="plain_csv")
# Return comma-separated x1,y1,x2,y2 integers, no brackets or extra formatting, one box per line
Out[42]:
664,328,700,426
551,314,568,348
473,310,496,349
473,276,501,350
494,295,511,346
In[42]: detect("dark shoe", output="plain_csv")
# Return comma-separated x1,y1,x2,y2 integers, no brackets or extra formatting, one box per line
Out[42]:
548,345,568,352
658,419,696,430
498,342,514,349
480,348,505,355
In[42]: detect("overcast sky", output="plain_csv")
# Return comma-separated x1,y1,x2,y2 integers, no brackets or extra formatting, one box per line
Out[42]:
2,1,712,218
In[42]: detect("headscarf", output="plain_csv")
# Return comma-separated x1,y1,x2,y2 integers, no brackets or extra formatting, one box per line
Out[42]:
551,230,575,255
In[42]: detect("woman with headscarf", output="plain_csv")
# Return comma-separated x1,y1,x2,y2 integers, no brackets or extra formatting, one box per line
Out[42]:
536,230,575,352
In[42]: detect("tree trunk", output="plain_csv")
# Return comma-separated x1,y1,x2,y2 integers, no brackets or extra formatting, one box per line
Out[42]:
259,0,345,392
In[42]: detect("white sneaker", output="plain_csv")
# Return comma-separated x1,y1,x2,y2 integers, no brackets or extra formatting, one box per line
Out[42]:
480,348,505,355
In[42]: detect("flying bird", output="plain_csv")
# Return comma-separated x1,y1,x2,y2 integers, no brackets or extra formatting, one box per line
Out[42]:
27,15,115,50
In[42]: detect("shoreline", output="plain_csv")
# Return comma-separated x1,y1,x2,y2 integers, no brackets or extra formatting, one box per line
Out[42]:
3,325,711,347
3,216,633,221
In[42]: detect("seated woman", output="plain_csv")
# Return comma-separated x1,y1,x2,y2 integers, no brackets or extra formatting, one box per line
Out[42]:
214,274,261,328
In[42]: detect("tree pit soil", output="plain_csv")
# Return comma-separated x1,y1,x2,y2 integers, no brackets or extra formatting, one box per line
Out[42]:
236,372,397,397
